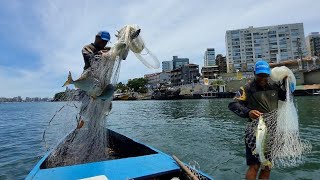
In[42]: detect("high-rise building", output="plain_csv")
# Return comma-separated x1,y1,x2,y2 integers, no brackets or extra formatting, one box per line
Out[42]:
306,32,320,57
172,56,189,70
225,23,308,72
204,48,216,66
162,61,173,71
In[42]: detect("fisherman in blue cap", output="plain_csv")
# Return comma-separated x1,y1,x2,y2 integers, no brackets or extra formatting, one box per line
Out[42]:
82,31,111,70
228,60,287,179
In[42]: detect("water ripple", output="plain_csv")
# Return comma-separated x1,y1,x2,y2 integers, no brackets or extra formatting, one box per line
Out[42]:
0,98,319,179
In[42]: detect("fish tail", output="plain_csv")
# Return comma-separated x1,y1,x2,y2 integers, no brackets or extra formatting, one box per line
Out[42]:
62,71,73,87
262,160,272,169
252,148,257,155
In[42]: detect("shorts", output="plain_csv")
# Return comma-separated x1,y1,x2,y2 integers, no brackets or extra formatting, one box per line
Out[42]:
245,142,260,166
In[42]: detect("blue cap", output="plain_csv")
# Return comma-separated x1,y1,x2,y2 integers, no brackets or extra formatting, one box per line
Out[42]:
97,31,110,41
254,60,270,75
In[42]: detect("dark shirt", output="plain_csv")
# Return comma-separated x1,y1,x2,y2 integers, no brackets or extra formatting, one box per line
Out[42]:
228,79,286,120
82,43,110,70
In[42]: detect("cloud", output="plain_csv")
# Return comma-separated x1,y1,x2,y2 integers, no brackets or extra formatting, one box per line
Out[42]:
0,0,319,97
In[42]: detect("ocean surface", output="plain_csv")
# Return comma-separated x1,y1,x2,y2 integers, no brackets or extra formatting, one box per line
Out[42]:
0,97,319,180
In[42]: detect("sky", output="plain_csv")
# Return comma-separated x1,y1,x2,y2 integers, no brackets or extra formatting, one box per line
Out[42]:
0,0,319,98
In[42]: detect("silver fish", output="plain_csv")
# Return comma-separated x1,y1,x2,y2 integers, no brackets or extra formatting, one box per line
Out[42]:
253,116,272,168
62,71,101,97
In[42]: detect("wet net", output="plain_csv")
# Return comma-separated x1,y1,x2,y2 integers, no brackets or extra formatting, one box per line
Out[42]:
44,54,120,167
43,24,159,168
245,66,312,168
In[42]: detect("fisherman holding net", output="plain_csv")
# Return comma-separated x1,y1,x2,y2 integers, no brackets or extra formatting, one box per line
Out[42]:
228,60,288,179
45,25,162,167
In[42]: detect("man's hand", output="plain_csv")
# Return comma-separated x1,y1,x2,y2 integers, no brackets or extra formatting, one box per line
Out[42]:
249,110,263,120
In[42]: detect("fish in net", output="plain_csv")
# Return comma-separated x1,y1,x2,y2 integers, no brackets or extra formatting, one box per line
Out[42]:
245,66,312,168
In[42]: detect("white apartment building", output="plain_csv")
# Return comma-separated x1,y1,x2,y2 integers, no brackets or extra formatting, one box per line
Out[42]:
204,48,216,66
225,23,308,72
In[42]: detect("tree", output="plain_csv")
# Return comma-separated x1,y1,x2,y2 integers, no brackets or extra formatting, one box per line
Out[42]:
127,78,148,93
116,82,128,93
211,79,225,86
53,92,67,101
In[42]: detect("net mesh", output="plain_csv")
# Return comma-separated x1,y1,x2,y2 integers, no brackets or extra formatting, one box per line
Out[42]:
245,67,312,168
45,55,120,167
43,25,150,168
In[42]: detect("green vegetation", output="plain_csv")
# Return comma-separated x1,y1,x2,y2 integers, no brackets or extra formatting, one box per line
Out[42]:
127,78,148,93
53,92,67,101
116,82,129,93
211,79,225,86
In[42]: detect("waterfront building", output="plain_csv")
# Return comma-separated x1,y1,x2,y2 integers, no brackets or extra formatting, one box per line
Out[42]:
159,71,171,84
144,73,161,88
181,64,200,84
306,32,320,57
170,68,182,86
215,54,228,73
201,66,219,79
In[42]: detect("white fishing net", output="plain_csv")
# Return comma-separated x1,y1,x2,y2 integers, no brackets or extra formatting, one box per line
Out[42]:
245,66,312,168
115,24,160,69
270,66,296,88
134,46,160,69
187,160,208,180
43,24,159,168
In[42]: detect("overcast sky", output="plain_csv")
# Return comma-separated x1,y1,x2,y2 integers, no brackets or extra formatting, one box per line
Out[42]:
1,0,319,98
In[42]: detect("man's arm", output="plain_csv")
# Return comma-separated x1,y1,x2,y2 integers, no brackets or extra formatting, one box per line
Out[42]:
228,86,251,118
82,46,95,70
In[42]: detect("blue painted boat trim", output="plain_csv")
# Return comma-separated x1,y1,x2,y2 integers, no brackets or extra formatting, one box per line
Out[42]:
26,129,213,180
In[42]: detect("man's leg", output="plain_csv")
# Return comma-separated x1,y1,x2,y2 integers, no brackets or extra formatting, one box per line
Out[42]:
246,164,260,180
258,166,271,179
245,140,260,180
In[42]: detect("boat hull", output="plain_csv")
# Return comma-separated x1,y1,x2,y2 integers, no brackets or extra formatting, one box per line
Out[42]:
26,129,213,180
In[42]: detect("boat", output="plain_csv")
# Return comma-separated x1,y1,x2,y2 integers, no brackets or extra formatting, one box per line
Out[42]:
312,90,320,95
201,91,217,99
202,92,236,99
180,93,203,99
26,129,213,180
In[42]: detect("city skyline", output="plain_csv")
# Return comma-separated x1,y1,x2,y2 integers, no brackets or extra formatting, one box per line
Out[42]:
1,0,320,97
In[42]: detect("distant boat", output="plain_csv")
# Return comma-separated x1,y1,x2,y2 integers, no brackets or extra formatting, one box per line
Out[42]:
202,92,236,99
26,129,213,180
181,94,203,99
313,90,320,95
113,93,129,100
202,91,217,99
